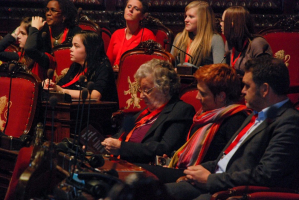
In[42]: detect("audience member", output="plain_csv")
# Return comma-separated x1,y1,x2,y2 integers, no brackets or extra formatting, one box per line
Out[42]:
221,6,272,75
165,55,299,200
171,1,224,68
101,59,195,164
43,31,118,102
106,0,156,71
0,16,55,80
137,63,249,183
45,0,81,47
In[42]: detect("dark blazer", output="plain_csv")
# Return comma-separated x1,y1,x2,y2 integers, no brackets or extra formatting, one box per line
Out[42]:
201,100,299,193
114,96,195,163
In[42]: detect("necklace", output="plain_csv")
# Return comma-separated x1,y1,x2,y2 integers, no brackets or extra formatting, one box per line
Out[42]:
53,31,64,46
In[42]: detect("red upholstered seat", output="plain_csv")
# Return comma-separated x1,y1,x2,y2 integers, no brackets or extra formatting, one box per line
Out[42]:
4,146,33,200
242,192,299,200
101,26,112,53
78,14,101,35
211,185,297,200
259,19,299,104
52,43,72,82
179,85,202,112
141,16,174,52
0,70,40,138
117,40,175,114
78,14,111,52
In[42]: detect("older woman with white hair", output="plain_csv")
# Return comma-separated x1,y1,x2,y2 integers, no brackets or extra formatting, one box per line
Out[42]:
102,59,195,164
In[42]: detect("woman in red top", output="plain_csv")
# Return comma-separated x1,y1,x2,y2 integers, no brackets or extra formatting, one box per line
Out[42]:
106,0,156,71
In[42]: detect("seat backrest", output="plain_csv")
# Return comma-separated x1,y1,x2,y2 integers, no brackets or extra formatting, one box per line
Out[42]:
0,68,41,138
179,84,202,112
52,43,72,82
78,14,111,52
101,26,112,52
117,40,175,113
78,14,101,35
259,18,299,104
4,146,33,200
141,16,174,52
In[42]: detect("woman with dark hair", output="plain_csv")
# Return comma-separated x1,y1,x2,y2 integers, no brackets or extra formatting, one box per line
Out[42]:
136,63,249,183
0,16,55,80
45,0,81,47
221,6,272,74
106,0,156,71
44,31,118,102
171,1,224,68
102,59,195,164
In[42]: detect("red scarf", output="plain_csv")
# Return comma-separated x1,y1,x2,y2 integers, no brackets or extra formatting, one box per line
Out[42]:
61,67,87,88
168,104,249,168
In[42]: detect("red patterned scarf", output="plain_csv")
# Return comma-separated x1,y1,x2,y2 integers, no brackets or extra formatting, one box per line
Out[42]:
168,104,248,169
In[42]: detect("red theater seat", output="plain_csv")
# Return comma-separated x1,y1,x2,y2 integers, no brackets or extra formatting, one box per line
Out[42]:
0,68,41,139
117,40,175,114
179,84,201,112
4,146,33,200
78,14,111,52
259,18,299,104
52,43,72,82
211,186,298,200
141,16,174,52
78,14,101,35
101,26,112,53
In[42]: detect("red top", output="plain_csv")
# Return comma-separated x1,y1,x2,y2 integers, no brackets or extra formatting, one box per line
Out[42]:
106,27,156,66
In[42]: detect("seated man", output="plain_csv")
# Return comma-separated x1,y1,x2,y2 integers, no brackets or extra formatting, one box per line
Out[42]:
166,55,299,200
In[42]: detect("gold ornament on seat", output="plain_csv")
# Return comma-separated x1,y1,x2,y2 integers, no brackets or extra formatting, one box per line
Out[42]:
0,95,11,131
124,77,141,109
274,50,290,67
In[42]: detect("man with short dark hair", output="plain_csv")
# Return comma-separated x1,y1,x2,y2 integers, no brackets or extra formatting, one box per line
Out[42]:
166,55,299,200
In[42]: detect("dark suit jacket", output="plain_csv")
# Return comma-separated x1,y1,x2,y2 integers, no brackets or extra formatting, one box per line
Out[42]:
201,100,299,193
114,96,195,163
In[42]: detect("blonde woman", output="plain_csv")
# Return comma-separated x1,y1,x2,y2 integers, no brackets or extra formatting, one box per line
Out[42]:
171,1,224,67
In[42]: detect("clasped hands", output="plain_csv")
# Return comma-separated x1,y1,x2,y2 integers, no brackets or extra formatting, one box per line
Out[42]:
179,165,211,187
101,138,121,155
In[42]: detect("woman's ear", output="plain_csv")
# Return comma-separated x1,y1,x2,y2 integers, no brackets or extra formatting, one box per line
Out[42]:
216,91,227,104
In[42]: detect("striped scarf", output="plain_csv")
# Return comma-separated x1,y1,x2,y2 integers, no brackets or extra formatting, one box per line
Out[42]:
168,104,248,169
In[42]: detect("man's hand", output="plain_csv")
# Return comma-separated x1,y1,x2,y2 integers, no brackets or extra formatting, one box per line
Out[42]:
184,165,211,184
31,16,46,30
101,138,121,155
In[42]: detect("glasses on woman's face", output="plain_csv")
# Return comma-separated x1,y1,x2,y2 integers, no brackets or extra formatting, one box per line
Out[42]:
137,86,156,95
45,7,62,15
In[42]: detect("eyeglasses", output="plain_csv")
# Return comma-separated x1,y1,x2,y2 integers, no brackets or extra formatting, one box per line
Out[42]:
45,7,62,15
137,86,156,95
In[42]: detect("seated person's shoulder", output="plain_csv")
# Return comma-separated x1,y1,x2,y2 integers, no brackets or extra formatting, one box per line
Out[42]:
111,28,125,37
251,36,269,46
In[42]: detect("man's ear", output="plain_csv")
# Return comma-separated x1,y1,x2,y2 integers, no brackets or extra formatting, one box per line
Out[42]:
260,83,270,98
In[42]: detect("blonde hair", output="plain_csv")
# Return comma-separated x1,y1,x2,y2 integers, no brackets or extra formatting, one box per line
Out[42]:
173,1,216,67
